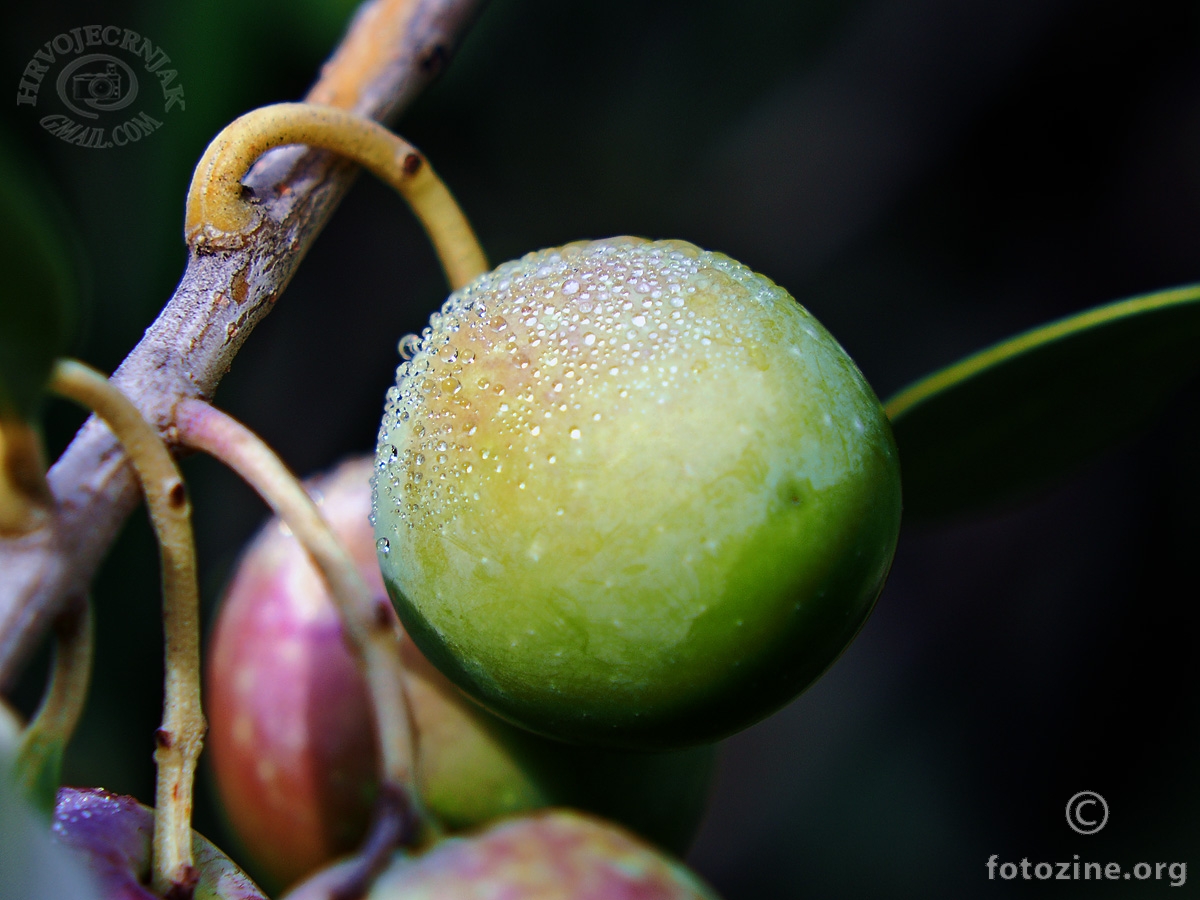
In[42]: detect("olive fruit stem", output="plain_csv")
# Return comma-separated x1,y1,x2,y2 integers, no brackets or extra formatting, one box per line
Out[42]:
47,358,204,899
174,399,426,848
14,596,92,814
184,102,488,291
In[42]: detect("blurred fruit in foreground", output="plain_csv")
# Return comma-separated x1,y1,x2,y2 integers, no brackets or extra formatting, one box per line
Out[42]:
207,457,714,888
1,705,103,899
283,810,720,900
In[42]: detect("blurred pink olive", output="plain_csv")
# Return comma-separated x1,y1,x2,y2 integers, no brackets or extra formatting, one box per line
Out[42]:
283,810,720,900
206,457,714,888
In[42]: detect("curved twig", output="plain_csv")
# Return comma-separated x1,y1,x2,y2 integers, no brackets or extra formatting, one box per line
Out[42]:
186,103,487,289
174,398,425,846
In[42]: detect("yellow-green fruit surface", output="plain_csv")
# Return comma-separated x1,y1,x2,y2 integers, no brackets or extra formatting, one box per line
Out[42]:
373,237,901,748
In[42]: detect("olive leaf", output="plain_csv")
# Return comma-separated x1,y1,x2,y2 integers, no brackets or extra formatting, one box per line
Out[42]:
885,284,1200,522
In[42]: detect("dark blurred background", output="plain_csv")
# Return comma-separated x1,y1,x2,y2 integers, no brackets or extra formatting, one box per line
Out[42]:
4,0,1199,896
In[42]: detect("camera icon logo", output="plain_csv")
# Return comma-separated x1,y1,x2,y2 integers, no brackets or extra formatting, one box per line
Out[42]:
72,62,122,102
57,53,138,118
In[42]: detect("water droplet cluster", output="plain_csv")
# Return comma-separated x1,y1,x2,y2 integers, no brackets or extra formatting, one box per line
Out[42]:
373,237,812,534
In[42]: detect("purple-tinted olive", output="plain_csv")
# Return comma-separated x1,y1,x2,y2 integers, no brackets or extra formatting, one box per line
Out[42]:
50,786,266,900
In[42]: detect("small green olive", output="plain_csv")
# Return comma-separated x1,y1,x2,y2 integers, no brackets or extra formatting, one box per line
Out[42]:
373,237,901,748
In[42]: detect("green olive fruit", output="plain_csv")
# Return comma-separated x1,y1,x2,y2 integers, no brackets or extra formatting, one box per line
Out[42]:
208,458,713,888
373,237,902,748
282,810,719,900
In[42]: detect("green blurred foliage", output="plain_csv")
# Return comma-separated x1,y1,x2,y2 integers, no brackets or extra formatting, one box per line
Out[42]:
0,135,79,422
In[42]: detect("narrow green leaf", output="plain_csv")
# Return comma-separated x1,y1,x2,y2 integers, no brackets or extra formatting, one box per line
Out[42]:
0,134,79,423
885,284,1200,522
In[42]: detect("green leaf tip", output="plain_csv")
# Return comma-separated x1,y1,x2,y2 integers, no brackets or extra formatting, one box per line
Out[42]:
886,283,1200,522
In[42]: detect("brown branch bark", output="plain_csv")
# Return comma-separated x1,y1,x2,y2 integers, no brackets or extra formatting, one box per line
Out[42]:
0,0,487,686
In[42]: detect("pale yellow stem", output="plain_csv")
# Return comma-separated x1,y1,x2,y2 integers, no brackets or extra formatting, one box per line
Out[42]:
185,102,488,291
48,359,203,898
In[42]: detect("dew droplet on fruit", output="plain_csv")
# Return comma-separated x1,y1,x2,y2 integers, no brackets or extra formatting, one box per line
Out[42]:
398,334,419,359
